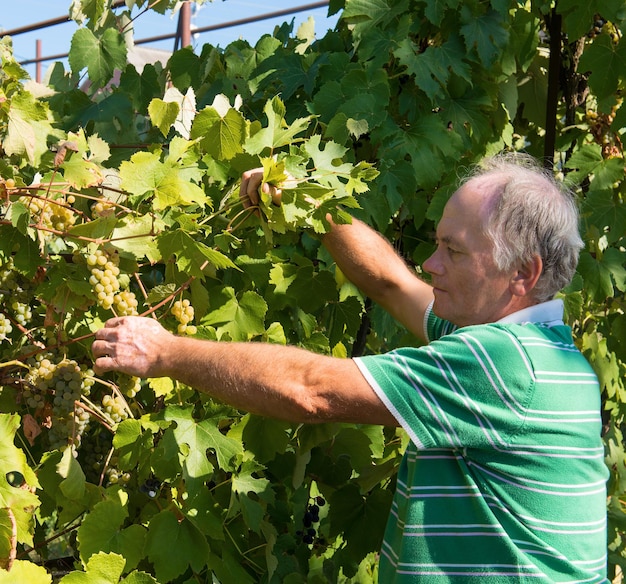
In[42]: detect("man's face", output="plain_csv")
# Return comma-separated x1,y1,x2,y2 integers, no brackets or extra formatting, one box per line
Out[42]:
422,182,515,328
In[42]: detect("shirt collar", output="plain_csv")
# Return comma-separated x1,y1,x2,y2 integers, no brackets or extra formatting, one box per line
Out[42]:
496,298,564,326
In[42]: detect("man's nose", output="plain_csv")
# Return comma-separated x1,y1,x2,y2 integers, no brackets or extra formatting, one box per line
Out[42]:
423,249,442,276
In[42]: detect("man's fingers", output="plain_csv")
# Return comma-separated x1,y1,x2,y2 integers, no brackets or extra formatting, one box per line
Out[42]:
269,184,282,206
240,169,283,211
92,355,116,376
240,169,262,208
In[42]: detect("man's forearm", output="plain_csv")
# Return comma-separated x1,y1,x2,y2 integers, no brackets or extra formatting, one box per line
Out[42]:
322,218,434,341
92,317,396,426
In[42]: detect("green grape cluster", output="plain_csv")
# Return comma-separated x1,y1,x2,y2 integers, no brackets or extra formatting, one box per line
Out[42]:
101,393,130,425
113,289,139,316
87,248,122,310
118,374,142,398
23,354,95,449
87,249,121,308
91,198,116,218
0,312,12,341
172,299,197,335
10,300,32,326
0,258,33,336
106,465,132,486
87,248,139,315
0,258,18,295
19,194,77,234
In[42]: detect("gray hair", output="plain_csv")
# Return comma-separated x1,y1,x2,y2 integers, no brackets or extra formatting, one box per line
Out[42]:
463,153,583,303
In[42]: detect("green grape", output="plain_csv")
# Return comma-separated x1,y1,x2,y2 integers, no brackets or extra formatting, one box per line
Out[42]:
92,199,116,218
11,300,32,326
18,194,76,236
102,393,129,425
118,375,141,398
113,290,139,316
25,354,94,450
0,312,12,341
172,299,196,335
87,248,121,310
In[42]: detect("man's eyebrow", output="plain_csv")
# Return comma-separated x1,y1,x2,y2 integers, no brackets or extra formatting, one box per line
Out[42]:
432,233,459,246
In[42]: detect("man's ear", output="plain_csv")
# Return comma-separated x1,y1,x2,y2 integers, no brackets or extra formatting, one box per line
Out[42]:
510,254,542,297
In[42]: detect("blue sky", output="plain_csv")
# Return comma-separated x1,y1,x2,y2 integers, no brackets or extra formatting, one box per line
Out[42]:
1,1,338,79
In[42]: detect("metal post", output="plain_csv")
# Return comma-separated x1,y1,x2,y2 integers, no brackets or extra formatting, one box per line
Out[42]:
36,39,42,82
181,2,191,48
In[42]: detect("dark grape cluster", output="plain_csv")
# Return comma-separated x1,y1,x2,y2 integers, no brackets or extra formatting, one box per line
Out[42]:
79,430,131,486
139,478,162,498
297,496,326,545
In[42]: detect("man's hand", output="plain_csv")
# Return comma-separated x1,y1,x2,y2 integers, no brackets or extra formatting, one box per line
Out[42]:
92,316,174,378
240,168,282,212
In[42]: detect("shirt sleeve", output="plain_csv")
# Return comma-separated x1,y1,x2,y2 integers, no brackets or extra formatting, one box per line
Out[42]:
354,324,534,451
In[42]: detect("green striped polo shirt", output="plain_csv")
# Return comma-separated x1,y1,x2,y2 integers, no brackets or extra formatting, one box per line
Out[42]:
354,300,609,583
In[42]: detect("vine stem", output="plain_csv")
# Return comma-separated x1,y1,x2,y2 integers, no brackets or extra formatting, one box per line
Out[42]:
223,524,264,573
16,513,85,560
78,395,115,432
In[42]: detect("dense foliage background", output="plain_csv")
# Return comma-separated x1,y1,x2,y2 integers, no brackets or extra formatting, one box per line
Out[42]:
1,0,625,582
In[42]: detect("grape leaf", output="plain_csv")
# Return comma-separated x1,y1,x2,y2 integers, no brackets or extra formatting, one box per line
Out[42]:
328,484,392,565
59,551,125,584
77,498,146,572
460,6,509,67
577,249,626,301
69,28,128,89
202,288,268,341
62,156,104,189
148,98,180,138
190,105,247,160
423,0,459,25
234,414,293,463
119,151,208,210
109,215,163,262
57,447,86,502
69,214,118,241
4,90,54,165
183,490,226,541
0,414,41,546
164,405,243,478
0,559,51,584
244,97,312,154
157,229,236,278
558,0,626,39
112,420,154,471
145,510,209,583
579,34,626,102
5,200,30,235
565,144,626,190
582,189,626,244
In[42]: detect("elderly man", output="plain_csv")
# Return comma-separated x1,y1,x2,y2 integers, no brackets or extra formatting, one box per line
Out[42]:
92,153,608,583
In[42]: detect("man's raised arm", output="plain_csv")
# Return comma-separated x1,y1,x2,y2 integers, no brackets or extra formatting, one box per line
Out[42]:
240,170,434,343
